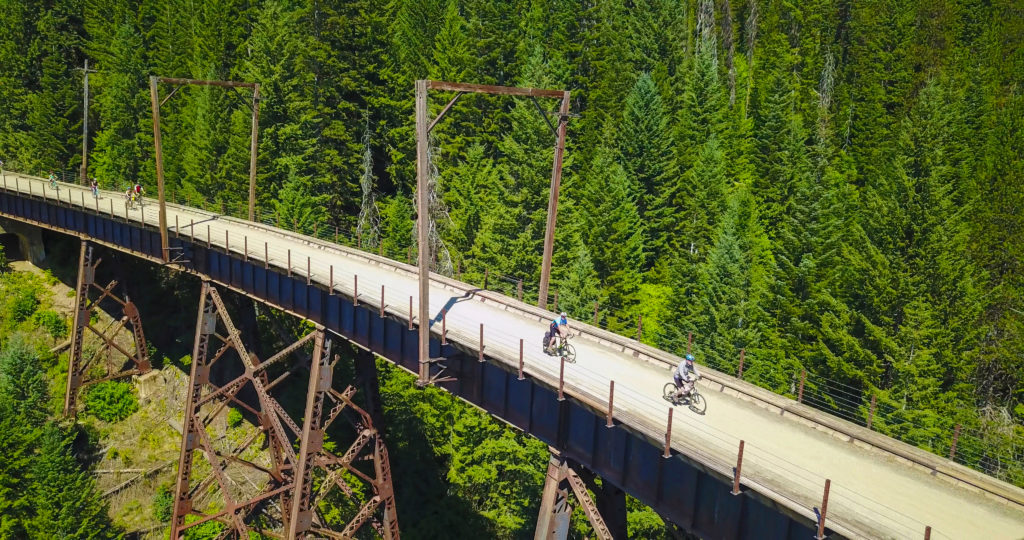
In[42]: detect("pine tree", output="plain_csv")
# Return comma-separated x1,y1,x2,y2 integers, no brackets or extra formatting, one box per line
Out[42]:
617,73,674,248
24,424,117,539
0,334,49,425
694,188,773,353
579,146,644,331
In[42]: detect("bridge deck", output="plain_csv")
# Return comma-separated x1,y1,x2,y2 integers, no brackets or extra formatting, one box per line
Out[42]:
2,171,1023,539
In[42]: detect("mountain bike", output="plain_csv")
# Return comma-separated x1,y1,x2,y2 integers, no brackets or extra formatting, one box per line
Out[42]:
546,333,576,363
663,378,706,414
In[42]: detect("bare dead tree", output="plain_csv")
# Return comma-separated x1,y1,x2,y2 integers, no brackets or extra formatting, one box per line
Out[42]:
721,0,737,107
743,0,760,115
817,51,836,138
356,112,380,249
423,135,454,276
696,0,718,59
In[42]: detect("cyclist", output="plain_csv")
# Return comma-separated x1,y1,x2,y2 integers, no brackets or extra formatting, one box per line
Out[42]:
125,187,134,208
90,178,99,199
48,171,57,189
544,312,570,355
673,354,701,401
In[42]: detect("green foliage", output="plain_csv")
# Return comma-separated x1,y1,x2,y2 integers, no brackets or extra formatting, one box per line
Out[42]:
0,245,8,273
153,483,173,522
227,407,243,428
31,310,68,341
84,380,139,423
7,288,39,323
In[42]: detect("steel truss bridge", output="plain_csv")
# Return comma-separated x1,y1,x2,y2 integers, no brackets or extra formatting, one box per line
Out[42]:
1,171,1022,539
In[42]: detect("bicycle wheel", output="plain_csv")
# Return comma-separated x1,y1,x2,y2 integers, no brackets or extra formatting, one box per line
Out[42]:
663,383,678,404
562,343,576,363
688,390,707,415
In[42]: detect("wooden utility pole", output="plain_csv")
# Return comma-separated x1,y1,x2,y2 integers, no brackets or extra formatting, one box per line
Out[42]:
247,84,261,221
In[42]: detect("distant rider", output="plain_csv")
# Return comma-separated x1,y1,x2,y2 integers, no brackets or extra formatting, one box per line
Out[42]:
90,178,99,199
674,354,701,400
545,312,571,354
48,171,57,188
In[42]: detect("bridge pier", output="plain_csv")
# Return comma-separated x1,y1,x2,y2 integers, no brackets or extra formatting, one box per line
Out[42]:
170,281,400,539
535,448,619,540
64,240,151,416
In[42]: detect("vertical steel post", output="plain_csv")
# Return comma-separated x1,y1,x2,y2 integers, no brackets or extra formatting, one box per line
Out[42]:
737,349,745,378
606,381,614,428
949,424,961,460
441,309,447,344
816,479,831,539
248,84,260,221
287,249,291,276
687,331,693,354
478,323,484,361
636,315,643,341
558,356,565,401
538,91,571,309
517,279,523,301
924,526,931,539
593,301,599,325
171,281,213,538
409,296,414,331
286,329,327,537
329,266,334,294
243,235,248,261
732,440,745,495
63,241,89,416
798,369,807,402
379,286,384,316
354,275,358,305
484,268,489,289
518,339,524,380
415,79,431,385
148,76,169,261
554,291,559,311
868,394,877,430
663,408,674,458
264,242,268,269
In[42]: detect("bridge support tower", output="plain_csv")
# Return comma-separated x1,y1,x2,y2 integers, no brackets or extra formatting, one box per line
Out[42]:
535,448,625,540
64,240,151,416
171,281,399,539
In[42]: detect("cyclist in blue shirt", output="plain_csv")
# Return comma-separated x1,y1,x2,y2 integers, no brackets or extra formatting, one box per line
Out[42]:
545,312,570,355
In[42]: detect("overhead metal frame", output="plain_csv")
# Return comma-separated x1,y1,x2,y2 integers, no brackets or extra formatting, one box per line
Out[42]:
149,76,261,262
64,240,151,416
414,79,572,386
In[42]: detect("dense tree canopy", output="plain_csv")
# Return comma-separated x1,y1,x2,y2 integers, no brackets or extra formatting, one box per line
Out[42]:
1,0,1022,511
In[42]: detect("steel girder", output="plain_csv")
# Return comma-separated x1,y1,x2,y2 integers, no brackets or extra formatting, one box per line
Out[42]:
64,240,151,416
171,281,399,539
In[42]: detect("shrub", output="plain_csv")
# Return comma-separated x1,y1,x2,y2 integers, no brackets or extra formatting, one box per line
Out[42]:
0,245,8,272
227,407,243,428
8,288,39,322
32,309,68,340
84,380,139,422
153,483,174,522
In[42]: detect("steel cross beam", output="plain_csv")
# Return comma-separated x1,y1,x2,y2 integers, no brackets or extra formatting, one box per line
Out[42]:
171,282,399,539
64,240,151,416
148,76,261,262
535,449,614,540
414,79,572,385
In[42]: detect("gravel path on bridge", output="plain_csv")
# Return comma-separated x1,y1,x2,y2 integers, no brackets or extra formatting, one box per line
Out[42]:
5,173,1024,539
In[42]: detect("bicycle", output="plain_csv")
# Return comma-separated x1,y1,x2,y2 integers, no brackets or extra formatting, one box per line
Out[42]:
48,174,58,191
546,333,576,363
663,377,707,414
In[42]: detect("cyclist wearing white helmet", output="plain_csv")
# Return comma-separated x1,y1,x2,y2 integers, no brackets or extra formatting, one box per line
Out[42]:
674,353,701,399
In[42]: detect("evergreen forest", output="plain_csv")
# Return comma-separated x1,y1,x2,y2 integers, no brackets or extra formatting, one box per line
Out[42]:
1,0,1023,531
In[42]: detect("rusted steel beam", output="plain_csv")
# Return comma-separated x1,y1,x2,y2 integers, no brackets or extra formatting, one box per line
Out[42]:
518,339,524,380
816,479,831,539
606,381,615,428
538,90,571,309
427,91,464,133
157,76,257,88
664,408,674,458
426,80,564,98
732,440,745,495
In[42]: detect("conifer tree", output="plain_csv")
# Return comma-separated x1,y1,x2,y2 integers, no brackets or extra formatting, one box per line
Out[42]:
579,146,644,331
617,73,674,240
